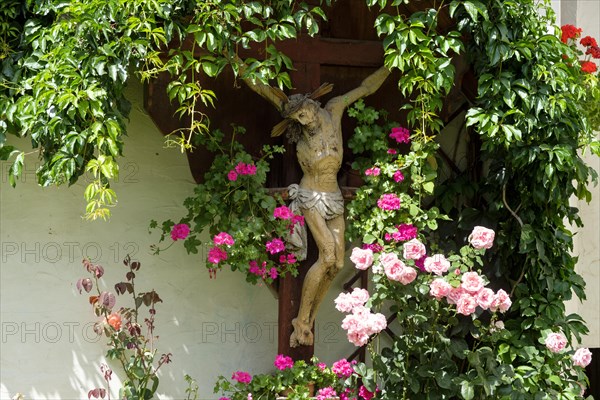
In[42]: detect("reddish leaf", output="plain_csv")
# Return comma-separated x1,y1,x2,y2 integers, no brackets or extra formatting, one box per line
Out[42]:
99,292,116,310
94,265,104,278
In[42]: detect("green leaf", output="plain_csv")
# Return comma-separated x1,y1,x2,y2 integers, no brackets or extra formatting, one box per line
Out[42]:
460,381,475,400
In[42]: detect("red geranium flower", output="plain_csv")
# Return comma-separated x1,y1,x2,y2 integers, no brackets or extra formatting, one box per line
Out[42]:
586,45,600,59
581,61,598,74
581,36,598,47
561,24,582,43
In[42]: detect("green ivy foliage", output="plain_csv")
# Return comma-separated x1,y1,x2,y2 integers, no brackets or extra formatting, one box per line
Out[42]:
0,0,330,219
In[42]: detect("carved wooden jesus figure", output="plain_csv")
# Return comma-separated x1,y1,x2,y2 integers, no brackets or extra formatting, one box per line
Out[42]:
240,65,390,347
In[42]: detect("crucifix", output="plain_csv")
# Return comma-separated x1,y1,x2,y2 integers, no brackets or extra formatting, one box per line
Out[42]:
233,53,390,348
145,33,395,359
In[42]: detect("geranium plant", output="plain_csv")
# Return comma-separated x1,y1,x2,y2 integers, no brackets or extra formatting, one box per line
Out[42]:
76,256,172,400
151,126,302,284
214,355,376,400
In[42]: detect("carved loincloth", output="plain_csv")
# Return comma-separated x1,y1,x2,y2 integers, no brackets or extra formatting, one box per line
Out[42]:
286,184,345,261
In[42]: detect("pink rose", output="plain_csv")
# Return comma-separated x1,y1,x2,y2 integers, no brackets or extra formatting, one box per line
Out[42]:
335,288,370,313
384,260,407,282
429,279,452,299
341,307,386,347
335,292,355,313
403,239,426,260
572,348,593,367
475,288,495,310
424,254,450,275
545,332,567,353
350,247,374,270
379,252,399,269
468,226,495,250
398,266,417,285
490,289,512,313
446,286,464,305
461,271,484,294
351,287,370,305
456,294,478,316
170,223,190,241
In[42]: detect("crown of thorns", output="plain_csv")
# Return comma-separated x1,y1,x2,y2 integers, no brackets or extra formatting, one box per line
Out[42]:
270,83,333,137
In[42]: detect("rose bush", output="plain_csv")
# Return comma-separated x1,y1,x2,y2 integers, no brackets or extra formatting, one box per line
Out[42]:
76,256,173,400
341,26,596,391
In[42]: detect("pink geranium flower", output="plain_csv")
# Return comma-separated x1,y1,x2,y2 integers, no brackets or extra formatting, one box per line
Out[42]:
231,371,252,384
389,126,411,143
274,354,294,370
365,167,381,176
332,358,354,378
269,267,278,279
227,170,238,181
208,247,228,264
386,223,417,242
266,238,285,254
273,205,293,220
377,193,401,210
359,385,376,400
316,387,337,400
213,232,234,246
393,170,405,183
170,223,190,241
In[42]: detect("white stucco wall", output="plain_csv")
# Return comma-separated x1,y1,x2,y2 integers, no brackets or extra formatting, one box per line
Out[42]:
0,81,354,399
559,0,600,349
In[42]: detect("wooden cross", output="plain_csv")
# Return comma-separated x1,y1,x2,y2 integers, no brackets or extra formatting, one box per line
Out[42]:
144,0,472,362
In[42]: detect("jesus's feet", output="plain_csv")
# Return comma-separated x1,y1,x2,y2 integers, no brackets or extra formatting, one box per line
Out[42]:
290,318,314,347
